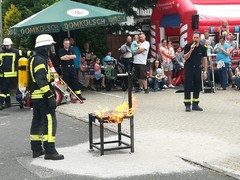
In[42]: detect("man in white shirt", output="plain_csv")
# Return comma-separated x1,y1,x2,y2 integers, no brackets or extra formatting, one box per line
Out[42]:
133,33,150,94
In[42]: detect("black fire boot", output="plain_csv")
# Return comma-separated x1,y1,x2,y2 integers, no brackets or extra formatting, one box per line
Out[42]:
44,152,64,160
44,142,64,160
33,150,45,158
185,105,191,112
78,94,86,101
5,96,11,108
0,97,4,110
192,104,203,111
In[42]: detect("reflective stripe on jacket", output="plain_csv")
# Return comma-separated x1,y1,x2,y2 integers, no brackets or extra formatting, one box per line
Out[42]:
29,56,53,100
0,49,32,78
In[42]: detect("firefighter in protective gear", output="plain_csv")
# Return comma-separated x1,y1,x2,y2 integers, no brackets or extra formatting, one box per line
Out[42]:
29,34,64,160
0,37,32,110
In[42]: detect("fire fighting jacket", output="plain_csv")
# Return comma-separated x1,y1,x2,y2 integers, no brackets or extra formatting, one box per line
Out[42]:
0,48,31,78
29,48,54,101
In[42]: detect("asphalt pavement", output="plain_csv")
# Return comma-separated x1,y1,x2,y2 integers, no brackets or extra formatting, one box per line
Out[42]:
0,85,239,179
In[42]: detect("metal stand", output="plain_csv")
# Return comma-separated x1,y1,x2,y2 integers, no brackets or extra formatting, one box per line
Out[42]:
88,73,134,156
89,114,134,156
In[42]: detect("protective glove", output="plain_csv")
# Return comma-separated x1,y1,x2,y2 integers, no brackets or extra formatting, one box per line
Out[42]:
48,96,56,109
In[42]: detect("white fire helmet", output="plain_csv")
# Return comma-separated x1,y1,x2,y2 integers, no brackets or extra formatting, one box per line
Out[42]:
3,38,13,45
35,34,56,48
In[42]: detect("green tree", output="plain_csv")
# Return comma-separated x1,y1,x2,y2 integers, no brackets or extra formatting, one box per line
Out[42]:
2,0,58,49
3,4,21,38
2,0,157,51
2,0,58,19
77,0,157,16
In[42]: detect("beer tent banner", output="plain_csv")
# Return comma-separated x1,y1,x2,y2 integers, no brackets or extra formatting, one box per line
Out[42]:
9,0,126,36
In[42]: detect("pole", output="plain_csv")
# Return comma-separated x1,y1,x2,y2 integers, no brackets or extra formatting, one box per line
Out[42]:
127,72,133,110
0,0,3,45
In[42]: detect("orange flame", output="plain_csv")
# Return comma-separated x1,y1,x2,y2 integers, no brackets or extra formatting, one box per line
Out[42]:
95,97,137,124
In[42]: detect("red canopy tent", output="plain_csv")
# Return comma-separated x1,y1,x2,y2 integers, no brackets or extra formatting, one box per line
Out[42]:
150,0,240,59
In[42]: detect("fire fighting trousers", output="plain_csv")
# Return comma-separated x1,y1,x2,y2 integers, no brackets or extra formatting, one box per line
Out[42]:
62,66,81,95
0,77,13,106
184,66,201,106
30,99,57,154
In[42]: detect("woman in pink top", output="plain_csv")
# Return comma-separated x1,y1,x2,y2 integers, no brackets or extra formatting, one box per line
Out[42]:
159,39,175,88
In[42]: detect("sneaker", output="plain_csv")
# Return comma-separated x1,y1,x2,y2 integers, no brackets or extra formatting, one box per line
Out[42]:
168,84,175,88
144,89,149,94
232,84,236,88
0,105,2,111
163,85,168,89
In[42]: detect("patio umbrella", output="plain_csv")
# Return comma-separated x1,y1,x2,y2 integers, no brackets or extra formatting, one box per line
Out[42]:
9,0,126,36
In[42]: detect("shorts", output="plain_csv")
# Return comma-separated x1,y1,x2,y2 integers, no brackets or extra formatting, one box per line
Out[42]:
162,61,173,72
95,73,103,80
134,64,147,79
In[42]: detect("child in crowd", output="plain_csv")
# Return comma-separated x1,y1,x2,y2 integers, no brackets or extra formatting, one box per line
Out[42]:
102,50,116,67
172,47,185,86
205,40,213,56
80,56,95,90
94,57,105,88
168,41,175,58
204,40,214,82
148,60,168,91
232,61,240,89
218,20,229,36
131,35,143,53
222,31,229,42
155,68,167,90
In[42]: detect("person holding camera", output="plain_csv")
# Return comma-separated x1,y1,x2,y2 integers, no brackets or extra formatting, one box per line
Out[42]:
213,35,231,90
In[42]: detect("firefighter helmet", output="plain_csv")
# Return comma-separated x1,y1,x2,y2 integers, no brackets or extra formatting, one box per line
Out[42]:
3,38,13,45
35,34,56,48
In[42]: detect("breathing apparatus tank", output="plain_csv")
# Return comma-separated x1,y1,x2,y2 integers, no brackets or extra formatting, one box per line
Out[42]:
18,57,29,93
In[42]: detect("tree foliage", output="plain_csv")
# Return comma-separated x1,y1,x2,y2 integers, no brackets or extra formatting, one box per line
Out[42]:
1,0,156,52
77,0,157,16
3,4,21,38
2,0,58,20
